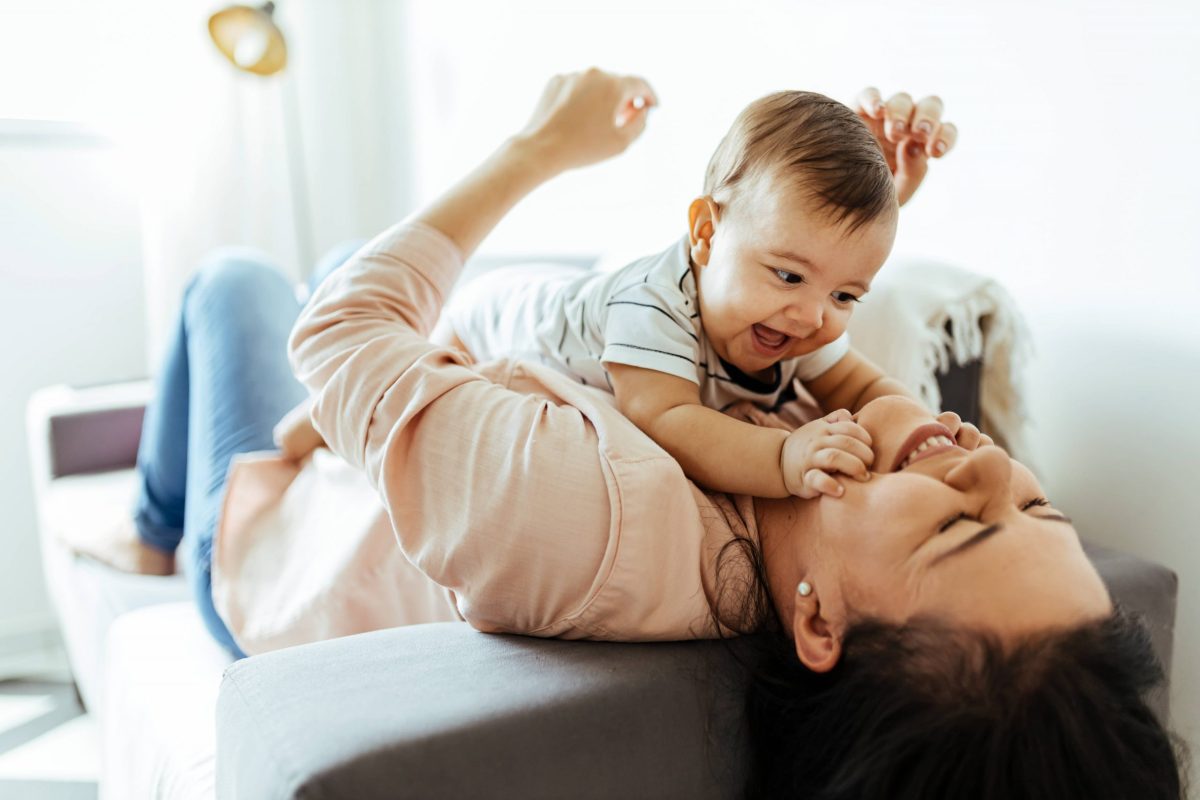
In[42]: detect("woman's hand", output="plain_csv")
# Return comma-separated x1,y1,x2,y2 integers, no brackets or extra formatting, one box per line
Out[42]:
855,88,958,207
417,68,657,259
273,398,326,461
935,410,993,451
516,68,658,175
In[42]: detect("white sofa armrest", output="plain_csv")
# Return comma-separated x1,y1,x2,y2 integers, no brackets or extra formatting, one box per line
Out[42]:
25,380,153,488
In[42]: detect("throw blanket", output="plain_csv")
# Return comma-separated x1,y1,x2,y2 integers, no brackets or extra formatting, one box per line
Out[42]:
847,258,1032,465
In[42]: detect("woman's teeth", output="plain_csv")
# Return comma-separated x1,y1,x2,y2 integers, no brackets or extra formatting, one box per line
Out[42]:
899,435,955,469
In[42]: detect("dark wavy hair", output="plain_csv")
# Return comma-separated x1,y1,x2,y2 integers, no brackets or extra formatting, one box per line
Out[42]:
708,529,1189,799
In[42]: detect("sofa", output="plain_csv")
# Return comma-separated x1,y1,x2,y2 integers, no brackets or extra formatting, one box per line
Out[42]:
25,359,1180,799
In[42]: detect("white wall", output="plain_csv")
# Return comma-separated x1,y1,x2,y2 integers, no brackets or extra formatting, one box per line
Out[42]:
399,0,1200,758
0,122,146,674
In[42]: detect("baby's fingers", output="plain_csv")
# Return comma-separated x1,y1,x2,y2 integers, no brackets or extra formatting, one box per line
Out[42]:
882,92,915,142
856,87,887,118
822,434,875,473
812,447,871,484
826,420,874,449
802,468,845,499
956,421,984,450
926,121,957,158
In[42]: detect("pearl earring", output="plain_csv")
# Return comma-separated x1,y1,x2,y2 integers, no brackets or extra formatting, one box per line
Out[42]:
797,581,812,597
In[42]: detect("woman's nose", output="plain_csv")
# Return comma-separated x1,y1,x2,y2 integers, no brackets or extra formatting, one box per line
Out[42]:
943,446,1012,520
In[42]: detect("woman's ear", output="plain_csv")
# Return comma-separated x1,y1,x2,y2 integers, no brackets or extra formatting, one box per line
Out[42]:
687,197,717,267
792,585,842,673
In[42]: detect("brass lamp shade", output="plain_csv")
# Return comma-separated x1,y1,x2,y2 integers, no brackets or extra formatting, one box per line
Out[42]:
208,2,287,76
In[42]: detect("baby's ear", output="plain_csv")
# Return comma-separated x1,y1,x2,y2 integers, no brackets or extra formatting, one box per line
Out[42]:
688,197,716,266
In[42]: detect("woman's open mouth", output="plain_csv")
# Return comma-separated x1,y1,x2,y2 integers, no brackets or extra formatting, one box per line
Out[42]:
891,423,958,471
750,324,791,356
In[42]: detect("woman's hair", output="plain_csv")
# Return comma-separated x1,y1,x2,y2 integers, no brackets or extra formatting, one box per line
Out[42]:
702,90,896,234
708,531,1189,799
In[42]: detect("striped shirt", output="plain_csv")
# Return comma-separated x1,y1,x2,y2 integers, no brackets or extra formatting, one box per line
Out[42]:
444,236,849,411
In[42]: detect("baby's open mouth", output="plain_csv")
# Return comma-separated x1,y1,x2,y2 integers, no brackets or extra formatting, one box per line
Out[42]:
751,324,790,354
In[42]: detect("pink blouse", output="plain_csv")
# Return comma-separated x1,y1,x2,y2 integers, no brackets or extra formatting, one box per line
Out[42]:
212,222,759,655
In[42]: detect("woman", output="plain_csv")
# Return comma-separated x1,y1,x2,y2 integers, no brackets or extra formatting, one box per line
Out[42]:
105,69,1184,796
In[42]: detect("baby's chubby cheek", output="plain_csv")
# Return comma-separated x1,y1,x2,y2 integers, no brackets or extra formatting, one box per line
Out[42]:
787,320,845,357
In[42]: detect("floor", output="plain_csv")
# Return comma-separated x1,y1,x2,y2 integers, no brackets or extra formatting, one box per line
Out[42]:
0,676,98,800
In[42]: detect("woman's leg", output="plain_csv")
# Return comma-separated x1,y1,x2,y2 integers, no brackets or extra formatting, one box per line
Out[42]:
175,251,309,655
132,243,364,655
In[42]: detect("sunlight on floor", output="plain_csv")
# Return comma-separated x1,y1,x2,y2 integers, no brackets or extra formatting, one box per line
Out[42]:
0,713,99,782
0,695,57,735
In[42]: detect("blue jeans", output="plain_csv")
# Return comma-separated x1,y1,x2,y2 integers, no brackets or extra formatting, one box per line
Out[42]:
132,239,366,657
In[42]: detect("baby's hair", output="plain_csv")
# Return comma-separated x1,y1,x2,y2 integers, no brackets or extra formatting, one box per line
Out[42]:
703,91,896,234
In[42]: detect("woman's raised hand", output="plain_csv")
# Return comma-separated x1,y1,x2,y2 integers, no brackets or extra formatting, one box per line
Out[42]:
516,68,658,175
855,88,958,207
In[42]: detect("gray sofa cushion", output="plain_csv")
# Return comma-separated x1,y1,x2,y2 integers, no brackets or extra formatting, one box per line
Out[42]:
217,623,751,799
216,542,1176,800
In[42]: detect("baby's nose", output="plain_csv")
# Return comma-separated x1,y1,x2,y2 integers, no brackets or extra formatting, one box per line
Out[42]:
786,301,823,332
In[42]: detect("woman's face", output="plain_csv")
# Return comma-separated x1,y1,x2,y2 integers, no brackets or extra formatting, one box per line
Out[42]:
758,395,1112,671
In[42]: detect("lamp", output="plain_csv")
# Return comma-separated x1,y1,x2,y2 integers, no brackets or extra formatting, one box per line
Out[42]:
207,2,314,278
208,2,287,76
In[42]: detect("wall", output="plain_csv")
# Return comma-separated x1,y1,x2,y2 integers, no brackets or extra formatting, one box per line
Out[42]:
400,0,1200,761
0,122,146,675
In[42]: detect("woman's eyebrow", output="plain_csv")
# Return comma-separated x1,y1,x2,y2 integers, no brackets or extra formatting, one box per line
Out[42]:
931,523,1002,566
931,514,1074,567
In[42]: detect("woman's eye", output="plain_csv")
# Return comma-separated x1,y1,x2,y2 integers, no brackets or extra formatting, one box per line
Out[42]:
773,269,804,285
938,512,973,533
1021,497,1050,511
833,291,861,304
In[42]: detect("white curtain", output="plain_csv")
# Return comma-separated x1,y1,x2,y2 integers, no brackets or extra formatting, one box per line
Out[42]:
93,0,412,367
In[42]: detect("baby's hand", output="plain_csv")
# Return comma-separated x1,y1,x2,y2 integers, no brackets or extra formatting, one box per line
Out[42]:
780,409,874,499
854,88,957,207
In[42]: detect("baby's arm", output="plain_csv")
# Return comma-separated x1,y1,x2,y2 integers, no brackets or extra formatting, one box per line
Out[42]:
804,347,915,414
607,363,794,497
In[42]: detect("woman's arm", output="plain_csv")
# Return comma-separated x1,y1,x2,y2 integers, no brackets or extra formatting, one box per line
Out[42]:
287,70,677,637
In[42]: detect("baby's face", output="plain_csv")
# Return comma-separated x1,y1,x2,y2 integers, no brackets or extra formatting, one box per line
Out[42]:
691,175,897,376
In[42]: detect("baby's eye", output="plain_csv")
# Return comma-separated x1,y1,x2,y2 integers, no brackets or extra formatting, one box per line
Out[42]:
773,269,804,285
832,291,861,304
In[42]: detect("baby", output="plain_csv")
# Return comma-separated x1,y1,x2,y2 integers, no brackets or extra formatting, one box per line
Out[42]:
440,89,943,499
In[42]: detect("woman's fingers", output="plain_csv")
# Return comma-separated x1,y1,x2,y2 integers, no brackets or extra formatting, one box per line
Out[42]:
276,415,325,461
620,75,658,110
522,68,657,171
615,75,658,131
